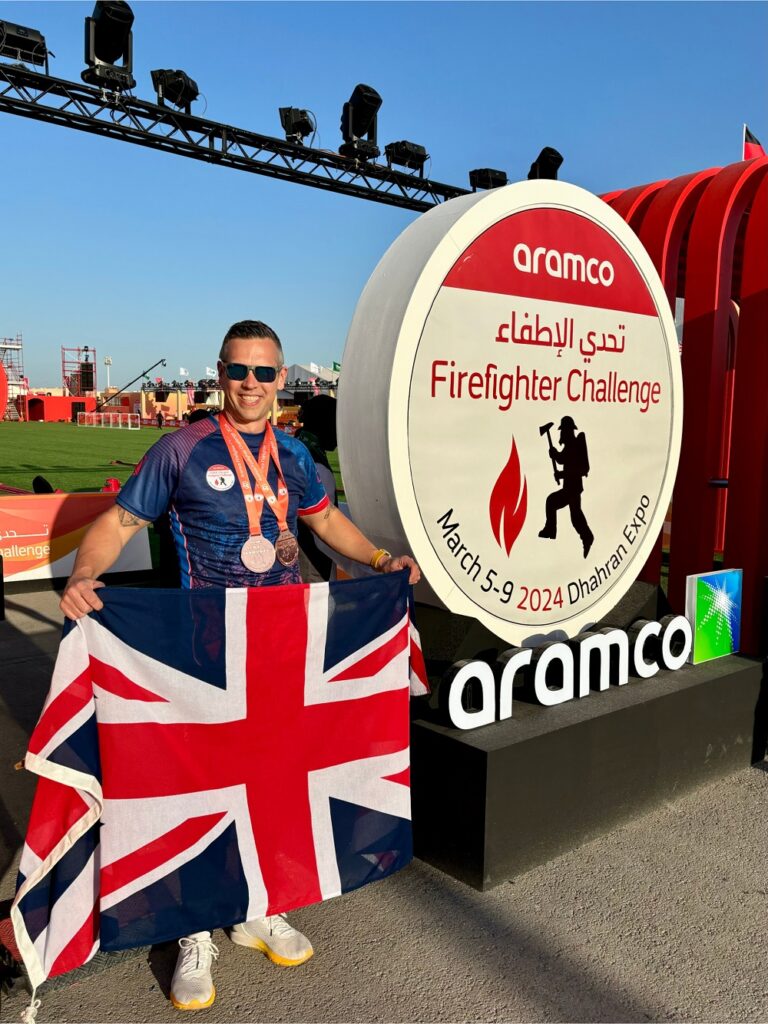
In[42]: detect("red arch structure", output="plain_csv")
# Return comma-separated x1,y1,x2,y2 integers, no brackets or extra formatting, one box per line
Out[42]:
602,156,768,653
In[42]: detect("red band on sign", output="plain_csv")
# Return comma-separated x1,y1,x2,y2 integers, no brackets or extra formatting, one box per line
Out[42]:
443,208,657,316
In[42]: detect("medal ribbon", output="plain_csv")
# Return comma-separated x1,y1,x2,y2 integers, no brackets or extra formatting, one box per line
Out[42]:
218,414,290,537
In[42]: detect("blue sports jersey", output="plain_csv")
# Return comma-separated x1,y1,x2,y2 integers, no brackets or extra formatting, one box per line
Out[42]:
118,416,330,588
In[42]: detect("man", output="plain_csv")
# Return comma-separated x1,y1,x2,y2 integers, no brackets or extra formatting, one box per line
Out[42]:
60,319,420,1011
538,414,594,558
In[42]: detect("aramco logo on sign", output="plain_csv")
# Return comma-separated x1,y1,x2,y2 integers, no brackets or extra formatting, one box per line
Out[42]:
338,182,682,646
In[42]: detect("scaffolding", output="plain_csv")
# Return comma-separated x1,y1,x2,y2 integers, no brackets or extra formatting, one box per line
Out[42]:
1,333,27,420
61,345,97,397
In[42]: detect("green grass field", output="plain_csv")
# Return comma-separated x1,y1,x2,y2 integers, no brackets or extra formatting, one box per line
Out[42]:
0,421,345,497
0,421,160,492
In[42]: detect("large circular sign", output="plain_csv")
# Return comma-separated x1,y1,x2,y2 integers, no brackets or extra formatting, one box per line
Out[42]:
338,181,682,645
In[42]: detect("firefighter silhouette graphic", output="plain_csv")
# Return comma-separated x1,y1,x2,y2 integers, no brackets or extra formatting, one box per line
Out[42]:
538,416,594,558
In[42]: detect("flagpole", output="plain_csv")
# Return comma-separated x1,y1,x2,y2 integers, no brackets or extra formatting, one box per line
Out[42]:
742,123,746,160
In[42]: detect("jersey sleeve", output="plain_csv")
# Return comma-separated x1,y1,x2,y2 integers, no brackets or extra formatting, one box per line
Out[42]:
315,463,337,503
295,442,331,517
117,437,180,523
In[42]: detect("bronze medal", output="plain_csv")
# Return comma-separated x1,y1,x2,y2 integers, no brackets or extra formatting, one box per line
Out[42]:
241,534,276,573
275,529,299,566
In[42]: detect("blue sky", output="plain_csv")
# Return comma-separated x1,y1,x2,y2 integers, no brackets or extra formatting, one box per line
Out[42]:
2,1,766,387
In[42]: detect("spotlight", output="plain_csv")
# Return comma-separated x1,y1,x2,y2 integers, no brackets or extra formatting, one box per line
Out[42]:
528,147,563,180
279,106,314,144
468,168,508,191
82,0,135,91
151,69,199,114
0,20,49,71
339,83,381,162
385,140,429,175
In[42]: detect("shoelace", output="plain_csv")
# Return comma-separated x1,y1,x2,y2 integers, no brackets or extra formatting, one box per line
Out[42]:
264,913,295,937
178,935,220,977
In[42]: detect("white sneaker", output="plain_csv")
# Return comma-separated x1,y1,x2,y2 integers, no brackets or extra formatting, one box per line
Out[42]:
170,931,219,1010
229,914,314,966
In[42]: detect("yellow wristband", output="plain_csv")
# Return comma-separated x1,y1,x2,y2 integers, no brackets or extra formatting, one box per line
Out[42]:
370,548,391,571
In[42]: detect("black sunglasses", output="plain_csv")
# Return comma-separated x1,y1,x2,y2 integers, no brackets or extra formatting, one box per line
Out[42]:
224,363,279,383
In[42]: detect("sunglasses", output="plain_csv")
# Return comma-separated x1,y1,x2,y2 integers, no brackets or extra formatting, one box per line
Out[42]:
223,363,279,383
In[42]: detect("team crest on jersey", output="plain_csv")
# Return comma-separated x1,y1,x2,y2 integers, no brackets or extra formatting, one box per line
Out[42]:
206,465,235,491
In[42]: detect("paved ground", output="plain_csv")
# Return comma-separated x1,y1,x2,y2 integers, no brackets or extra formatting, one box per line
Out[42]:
1,590,767,1023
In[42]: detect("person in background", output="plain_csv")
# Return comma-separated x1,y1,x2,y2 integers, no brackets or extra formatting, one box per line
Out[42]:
188,407,215,424
295,396,338,583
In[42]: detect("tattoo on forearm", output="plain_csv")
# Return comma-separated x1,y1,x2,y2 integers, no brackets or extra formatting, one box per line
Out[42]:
322,505,333,522
117,507,147,528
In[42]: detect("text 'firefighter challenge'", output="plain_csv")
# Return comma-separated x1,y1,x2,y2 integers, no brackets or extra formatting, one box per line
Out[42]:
430,310,663,416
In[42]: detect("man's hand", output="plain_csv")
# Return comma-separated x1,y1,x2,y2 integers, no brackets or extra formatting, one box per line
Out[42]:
380,554,421,585
57,504,150,620
60,576,105,620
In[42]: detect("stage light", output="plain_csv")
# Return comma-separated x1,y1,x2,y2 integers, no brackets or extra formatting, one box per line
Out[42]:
82,0,135,91
279,107,314,144
151,69,199,114
385,140,429,175
339,83,381,162
0,20,49,71
468,168,508,191
527,147,563,180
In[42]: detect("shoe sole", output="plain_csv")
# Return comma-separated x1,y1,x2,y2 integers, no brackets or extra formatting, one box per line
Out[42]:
228,932,314,967
171,986,216,1011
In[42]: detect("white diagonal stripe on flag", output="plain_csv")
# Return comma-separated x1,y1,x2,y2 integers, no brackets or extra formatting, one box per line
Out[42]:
83,615,246,724
304,585,409,705
33,849,97,975
36,703,95,763
40,626,89,713
100,785,268,918
307,749,410,899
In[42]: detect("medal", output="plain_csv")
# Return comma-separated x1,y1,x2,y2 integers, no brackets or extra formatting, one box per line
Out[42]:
275,529,299,566
241,534,276,573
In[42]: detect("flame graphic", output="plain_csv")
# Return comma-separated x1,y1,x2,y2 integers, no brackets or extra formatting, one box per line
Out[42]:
489,439,528,555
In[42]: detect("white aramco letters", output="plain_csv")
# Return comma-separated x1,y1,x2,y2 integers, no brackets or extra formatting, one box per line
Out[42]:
513,242,615,287
446,616,692,730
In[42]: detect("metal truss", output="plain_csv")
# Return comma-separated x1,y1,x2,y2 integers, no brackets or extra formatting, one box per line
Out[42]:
0,64,471,212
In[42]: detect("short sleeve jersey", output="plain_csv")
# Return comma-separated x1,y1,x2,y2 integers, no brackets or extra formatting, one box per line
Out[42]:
118,416,329,588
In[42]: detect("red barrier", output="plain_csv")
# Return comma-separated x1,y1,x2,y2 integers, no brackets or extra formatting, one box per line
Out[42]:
668,159,768,615
603,156,768,652
723,174,768,650
607,179,669,232
630,168,719,582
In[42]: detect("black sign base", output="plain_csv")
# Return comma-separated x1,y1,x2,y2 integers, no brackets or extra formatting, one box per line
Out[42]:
410,594,765,890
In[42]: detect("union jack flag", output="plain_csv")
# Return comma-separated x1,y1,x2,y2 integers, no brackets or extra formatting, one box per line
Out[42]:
12,573,423,990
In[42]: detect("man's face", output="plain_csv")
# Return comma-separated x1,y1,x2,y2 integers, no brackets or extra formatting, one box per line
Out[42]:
218,336,287,432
